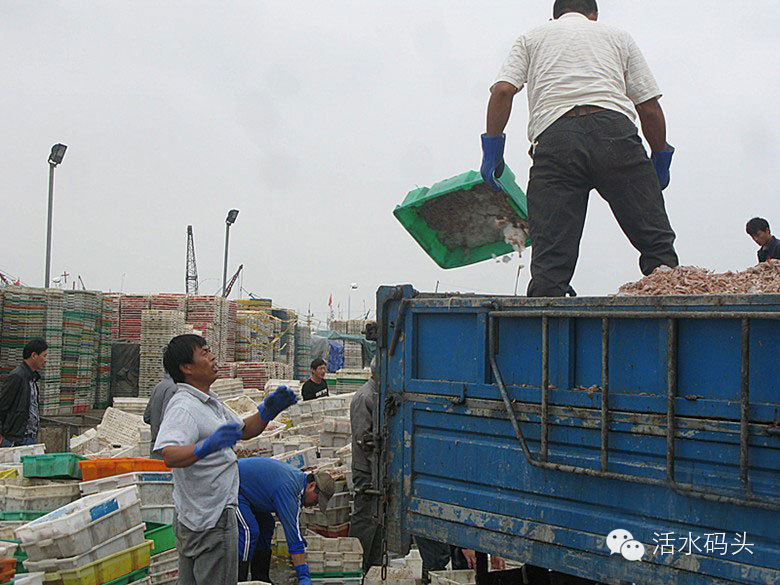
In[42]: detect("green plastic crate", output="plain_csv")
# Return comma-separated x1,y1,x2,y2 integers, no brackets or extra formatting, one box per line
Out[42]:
101,566,150,585
394,166,531,269
144,522,176,555
0,510,47,522
20,453,86,479
311,571,363,578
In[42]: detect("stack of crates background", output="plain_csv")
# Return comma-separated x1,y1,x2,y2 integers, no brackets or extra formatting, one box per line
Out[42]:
138,310,186,397
186,296,234,363
119,295,150,342
334,369,370,395
294,320,312,380
227,361,294,390
96,294,119,408
41,289,64,415
62,290,102,414
272,308,297,366
235,310,274,362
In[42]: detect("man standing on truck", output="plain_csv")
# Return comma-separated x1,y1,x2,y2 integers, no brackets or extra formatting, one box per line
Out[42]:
746,217,780,263
481,0,679,297
154,334,297,585
0,338,47,447
236,457,335,584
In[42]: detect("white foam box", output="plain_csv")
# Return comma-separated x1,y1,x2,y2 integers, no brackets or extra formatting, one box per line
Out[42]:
23,523,146,572
0,481,81,511
16,486,142,560
272,446,317,469
11,572,46,585
321,417,351,434
429,570,476,585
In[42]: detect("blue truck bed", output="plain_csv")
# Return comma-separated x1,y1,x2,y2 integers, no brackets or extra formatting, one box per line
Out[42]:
375,285,780,585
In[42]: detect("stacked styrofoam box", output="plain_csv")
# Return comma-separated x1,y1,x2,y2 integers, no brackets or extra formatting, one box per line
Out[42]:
343,341,362,370
226,300,238,363
17,487,145,575
335,368,370,395
231,362,290,390
70,407,151,455
319,417,351,459
301,490,352,532
223,395,258,418
139,310,186,397
271,316,283,362
429,570,476,585
271,446,317,469
149,294,187,312
211,378,244,401
305,535,363,574
364,567,417,585
235,423,285,458
271,435,318,457
294,322,312,380
264,379,302,400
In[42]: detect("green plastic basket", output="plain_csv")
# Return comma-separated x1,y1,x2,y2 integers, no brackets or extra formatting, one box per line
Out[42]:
0,510,48,522
394,166,531,269
144,522,176,555
20,453,86,479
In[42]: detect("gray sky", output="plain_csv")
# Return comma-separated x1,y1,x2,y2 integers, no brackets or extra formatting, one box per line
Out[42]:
2,1,779,327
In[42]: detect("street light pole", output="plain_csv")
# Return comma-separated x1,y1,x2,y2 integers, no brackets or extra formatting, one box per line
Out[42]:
222,209,239,296
348,283,358,320
44,144,67,288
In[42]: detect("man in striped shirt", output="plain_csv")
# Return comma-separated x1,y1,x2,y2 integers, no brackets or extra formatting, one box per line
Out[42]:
481,0,679,297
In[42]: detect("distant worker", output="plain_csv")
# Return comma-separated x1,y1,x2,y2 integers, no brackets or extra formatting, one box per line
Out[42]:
236,457,335,583
302,358,329,401
0,338,47,447
154,334,297,585
362,321,378,342
143,373,179,460
348,358,382,572
481,0,679,297
746,217,780,263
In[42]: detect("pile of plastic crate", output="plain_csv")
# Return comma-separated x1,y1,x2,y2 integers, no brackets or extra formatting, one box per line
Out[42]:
305,535,363,585
138,310,186,398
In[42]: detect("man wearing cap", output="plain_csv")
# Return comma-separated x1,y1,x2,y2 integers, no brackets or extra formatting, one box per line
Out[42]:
236,457,335,584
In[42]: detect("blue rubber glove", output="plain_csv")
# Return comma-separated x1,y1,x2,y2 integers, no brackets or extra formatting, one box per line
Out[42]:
193,422,243,459
295,563,312,585
258,385,298,423
651,145,675,190
480,133,506,192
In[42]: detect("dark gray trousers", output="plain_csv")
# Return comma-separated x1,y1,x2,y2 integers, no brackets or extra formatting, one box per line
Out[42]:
348,468,384,572
175,507,238,585
526,110,678,297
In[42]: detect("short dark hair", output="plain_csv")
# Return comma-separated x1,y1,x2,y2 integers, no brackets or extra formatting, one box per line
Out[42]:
553,0,598,19
163,334,207,383
746,217,770,236
310,358,326,371
23,338,48,359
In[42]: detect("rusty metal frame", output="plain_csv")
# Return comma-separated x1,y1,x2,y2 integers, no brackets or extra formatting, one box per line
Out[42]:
487,307,780,511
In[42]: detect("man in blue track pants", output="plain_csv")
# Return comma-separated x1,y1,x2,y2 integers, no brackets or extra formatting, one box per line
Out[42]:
236,457,335,583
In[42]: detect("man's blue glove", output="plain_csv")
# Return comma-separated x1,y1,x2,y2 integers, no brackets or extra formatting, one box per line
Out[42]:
651,145,675,190
258,385,298,423
480,133,506,192
193,422,243,459
295,563,312,585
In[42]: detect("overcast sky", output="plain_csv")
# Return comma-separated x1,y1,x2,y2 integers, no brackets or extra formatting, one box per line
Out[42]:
2,1,779,327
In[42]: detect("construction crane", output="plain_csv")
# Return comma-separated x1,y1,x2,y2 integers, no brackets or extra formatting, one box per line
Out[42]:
223,264,243,297
78,276,87,290
185,225,199,295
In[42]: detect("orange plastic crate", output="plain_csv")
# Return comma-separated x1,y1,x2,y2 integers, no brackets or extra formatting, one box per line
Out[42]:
78,458,170,481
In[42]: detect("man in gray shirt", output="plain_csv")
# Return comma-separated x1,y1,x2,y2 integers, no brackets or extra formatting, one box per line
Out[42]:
154,334,297,585
143,374,178,459
348,359,382,572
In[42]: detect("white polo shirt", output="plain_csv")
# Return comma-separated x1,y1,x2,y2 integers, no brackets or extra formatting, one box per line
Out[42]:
495,12,662,142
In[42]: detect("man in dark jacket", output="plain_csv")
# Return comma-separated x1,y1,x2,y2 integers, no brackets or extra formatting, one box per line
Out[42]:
746,217,780,263
0,338,48,447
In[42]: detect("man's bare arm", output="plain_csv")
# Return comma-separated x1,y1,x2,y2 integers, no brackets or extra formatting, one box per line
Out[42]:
635,97,669,152
486,82,519,137
161,445,198,468
241,412,268,440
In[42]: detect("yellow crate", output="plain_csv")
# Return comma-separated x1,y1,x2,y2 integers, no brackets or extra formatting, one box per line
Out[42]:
0,468,18,479
58,540,152,585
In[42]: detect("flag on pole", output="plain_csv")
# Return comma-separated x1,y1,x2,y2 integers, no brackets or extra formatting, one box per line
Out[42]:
328,294,332,307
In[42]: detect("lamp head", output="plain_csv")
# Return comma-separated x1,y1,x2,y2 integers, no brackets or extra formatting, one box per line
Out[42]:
48,143,67,166
226,209,239,225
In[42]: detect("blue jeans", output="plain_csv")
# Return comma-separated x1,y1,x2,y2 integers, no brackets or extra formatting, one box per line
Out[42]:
0,436,37,447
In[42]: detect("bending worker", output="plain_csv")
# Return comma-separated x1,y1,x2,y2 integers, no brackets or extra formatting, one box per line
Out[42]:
236,457,335,584
481,0,679,297
154,334,297,585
